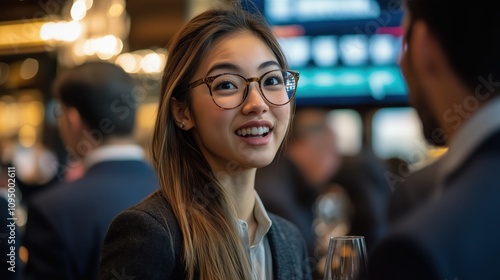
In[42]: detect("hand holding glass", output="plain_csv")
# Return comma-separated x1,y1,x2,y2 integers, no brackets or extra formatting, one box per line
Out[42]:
324,236,368,280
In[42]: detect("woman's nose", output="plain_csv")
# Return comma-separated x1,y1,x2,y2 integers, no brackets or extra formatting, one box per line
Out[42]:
241,83,269,115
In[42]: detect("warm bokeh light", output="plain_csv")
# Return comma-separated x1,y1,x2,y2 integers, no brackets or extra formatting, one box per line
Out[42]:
0,96,20,135
82,35,123,59
60,21,82,42
20,246,28,265
20,101,44,126
82,39,95,55
40,21,81,42
95,35,123,60
372,107,428,164
71,0,87,21
116,50,167,73
19,125,37,148
142,52,165,73
20,58,39,80
115,53,142,73
83,0,94,10
136,103,158,133
40,22,56,41
109,2,125,17
327,109,363,156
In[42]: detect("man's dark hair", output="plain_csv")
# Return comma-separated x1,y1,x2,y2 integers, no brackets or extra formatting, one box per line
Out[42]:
406,0,500,92
53,61,137,138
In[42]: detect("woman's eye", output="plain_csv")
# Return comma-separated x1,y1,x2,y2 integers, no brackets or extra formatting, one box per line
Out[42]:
215,81,238,90
264,76,283,86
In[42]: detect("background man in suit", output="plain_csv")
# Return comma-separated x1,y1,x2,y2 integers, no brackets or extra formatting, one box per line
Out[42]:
23,62,158,280
256,107,391,277
369,0,500,279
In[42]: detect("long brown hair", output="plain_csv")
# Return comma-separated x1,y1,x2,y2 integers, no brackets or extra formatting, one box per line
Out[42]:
150,4,290,280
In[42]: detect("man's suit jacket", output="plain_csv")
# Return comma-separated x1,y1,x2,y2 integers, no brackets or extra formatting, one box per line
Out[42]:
386,158,442,224
369,131,500,280
23,160,158,280
99,191,312,280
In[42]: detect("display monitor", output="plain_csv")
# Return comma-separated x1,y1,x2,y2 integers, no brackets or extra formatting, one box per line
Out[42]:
244,0,408,107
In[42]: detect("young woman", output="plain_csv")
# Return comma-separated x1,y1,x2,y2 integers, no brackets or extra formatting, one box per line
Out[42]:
99,4,311,280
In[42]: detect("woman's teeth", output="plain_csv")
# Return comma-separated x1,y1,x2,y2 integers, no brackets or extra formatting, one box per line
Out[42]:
236,126,270,137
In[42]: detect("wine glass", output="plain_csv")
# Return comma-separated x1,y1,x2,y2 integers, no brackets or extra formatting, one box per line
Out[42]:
324,236,368,280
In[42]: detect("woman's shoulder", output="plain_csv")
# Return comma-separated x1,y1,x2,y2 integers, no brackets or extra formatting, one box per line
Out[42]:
268,213,305,243
130,190,172,213
116,190,180,233
268,213,308,249
100,191,185,278
269,213,299,232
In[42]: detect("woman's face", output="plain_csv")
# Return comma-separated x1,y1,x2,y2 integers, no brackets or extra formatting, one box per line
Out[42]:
187,31,291,173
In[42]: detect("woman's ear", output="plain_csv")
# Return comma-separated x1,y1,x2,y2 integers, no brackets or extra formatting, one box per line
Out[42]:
171,97,194,130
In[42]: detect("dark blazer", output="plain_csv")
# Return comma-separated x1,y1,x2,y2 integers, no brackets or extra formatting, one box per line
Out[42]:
386,158,442,224
99,191,312,280
369,131,500,280
23,160,158,280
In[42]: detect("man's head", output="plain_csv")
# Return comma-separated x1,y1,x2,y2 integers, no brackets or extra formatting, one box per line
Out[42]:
401,0,500,144
287,107,341,187
53,61,137,158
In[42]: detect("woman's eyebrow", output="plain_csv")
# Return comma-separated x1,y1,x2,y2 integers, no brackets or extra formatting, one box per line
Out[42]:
206,60,281,75
207,63,240,75
258,60,280,70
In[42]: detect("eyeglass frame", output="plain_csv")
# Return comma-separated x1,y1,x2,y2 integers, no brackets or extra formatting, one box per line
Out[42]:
184,69,300,109
402,15,415,54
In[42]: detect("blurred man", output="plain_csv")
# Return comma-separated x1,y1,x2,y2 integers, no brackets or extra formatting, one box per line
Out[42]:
256,107,342,275
23,62,158,280
369,1,500,279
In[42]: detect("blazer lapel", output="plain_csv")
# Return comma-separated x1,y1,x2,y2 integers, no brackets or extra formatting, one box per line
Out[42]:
267,219,294,280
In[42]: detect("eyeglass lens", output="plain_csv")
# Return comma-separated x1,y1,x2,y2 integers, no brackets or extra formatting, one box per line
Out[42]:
210,70,296,108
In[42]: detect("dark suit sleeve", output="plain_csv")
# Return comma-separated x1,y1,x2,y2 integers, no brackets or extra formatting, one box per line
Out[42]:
368,235,440,280
98,209,178,280
24,202,73,280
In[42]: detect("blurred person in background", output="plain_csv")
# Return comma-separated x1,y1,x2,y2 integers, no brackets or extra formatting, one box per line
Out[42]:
256,107,392,278
255,107,343,276
330,147,392,252
23,61,158,280
369,0,500,279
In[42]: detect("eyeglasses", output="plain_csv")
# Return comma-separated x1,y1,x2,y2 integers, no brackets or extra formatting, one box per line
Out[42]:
185,69,299,109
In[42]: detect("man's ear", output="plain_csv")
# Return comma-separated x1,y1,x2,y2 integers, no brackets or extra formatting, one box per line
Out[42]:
409,20,451,86
65,106,84,134
171,98,194,130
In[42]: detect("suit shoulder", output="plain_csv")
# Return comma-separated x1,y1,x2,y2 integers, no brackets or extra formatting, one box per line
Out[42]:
27,180,76,212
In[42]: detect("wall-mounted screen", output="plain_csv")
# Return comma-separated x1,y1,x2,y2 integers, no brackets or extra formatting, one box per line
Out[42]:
245,0,407,107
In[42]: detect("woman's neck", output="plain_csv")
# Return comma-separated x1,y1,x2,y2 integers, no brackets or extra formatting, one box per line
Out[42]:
216,167,257,222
